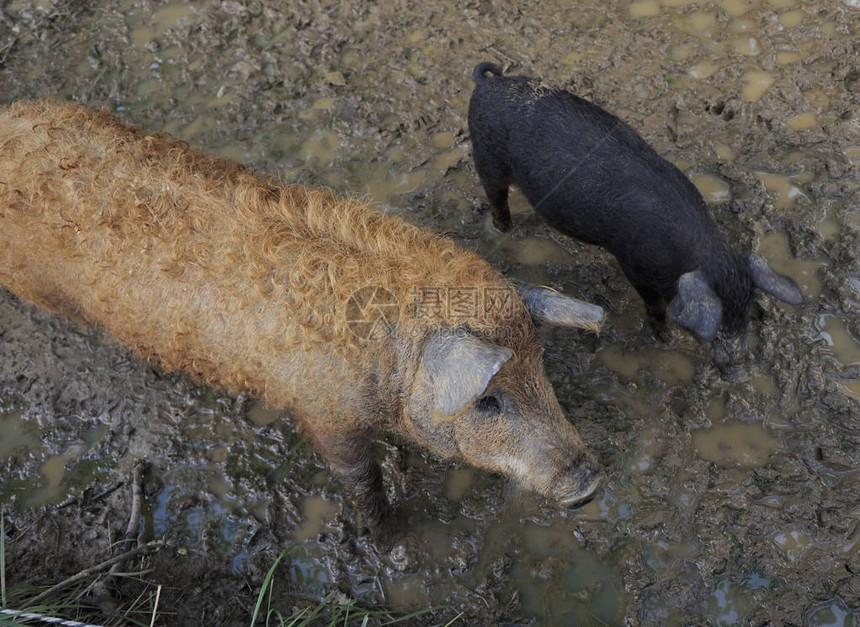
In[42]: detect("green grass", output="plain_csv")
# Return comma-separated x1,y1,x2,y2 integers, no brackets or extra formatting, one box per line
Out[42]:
0,528,461,627
0,520,154,627
251,549,462,627
251,589,448,627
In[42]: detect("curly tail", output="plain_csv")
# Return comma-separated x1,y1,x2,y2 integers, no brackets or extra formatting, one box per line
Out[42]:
472,62,504,83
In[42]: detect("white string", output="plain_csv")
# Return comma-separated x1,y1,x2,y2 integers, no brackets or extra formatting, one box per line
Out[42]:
0,607,104,627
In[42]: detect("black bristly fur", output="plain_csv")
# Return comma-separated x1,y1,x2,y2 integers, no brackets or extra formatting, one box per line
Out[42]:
468,63,800,372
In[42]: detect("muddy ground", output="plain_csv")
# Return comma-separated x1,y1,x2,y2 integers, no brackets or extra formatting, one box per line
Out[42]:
0,0,858,625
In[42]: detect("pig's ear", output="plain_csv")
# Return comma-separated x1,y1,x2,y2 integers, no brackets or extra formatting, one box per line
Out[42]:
420,332,513,416
515,284,605,333
747,253,804,306
669,271,723,342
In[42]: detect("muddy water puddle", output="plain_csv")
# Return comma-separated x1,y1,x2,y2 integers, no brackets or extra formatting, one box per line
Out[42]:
819,315,860,368
816,315,860,399
0,0,858,623
692,420,779,466
597,343,697,385
0,410,40,459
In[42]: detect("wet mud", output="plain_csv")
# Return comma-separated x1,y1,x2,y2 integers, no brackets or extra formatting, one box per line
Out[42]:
0,0,858,625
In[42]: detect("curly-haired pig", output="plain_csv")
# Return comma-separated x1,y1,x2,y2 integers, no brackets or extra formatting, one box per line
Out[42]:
468,62,803,374
0,100,606,541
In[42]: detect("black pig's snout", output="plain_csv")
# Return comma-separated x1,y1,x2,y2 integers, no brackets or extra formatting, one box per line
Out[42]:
718,362,745,381
710,332,748,379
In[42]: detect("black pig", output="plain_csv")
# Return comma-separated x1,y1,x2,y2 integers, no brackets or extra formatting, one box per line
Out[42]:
468,62,803,372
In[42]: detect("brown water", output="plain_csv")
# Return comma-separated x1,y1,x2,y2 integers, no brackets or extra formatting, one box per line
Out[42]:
0,0,858,624
692,421,779,466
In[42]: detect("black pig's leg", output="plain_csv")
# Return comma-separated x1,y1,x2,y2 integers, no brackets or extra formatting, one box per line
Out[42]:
483,180,513,232
635,285,671,342
316,433,390,539
473,151,513,231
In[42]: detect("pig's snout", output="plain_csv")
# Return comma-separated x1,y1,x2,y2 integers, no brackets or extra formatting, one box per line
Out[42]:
543,451,602,508
710,332,747,380
717,361,744,381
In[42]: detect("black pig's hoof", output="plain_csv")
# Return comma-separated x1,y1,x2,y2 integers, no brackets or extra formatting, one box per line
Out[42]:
493,215,513,232
648,318,672,343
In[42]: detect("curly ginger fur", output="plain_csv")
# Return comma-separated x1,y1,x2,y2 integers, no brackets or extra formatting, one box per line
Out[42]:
0,100,536,408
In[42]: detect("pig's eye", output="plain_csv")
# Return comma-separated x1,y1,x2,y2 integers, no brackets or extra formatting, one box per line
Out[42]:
476,394,502,414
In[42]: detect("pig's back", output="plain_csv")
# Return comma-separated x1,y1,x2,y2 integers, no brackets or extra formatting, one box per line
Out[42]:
0,101,322,396
0,101,513,404
525,90,709,235
474,79,715,264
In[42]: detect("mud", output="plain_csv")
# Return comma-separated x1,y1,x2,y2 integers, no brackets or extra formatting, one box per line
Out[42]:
0,0,858,625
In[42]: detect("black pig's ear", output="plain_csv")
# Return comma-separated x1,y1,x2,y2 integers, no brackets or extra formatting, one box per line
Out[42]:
670,271,723,342
515,284,605,333
420,331,513,416
747,253,804,306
